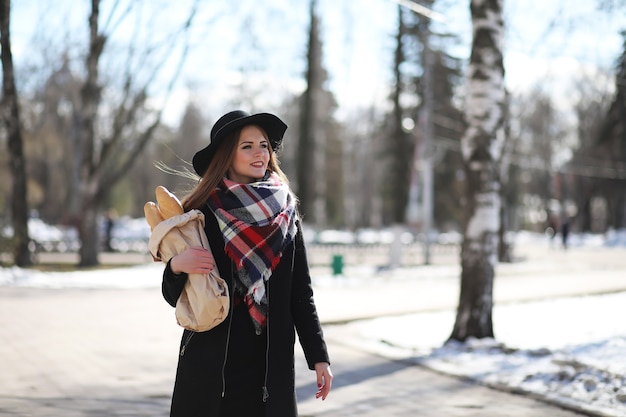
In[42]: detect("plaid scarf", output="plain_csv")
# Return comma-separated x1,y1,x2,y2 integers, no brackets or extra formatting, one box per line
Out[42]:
207,173,297,334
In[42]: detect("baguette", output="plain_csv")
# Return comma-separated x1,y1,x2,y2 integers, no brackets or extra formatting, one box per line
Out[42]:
144,201,165,230
155,185,184,218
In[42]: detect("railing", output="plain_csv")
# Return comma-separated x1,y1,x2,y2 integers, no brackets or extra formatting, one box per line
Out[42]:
0,236,461,268
307,242,460,267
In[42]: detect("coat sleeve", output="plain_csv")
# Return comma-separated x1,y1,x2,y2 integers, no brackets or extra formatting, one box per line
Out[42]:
291,223,330,369
161,259,188,307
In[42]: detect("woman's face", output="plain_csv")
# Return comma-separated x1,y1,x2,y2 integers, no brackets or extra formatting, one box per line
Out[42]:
228,125,270,184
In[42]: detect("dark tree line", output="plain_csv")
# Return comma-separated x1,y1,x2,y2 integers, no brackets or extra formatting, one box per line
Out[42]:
568,31,626,232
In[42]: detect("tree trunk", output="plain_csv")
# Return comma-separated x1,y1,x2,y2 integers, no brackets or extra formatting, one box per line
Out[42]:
498,93,513,262
75,0,105,266
449,0,505,342
297,0,321,223
390,6,410,225
78,198,100,267
0,0,32,267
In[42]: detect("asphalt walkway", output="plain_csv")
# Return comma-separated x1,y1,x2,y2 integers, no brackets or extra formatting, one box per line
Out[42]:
1,244,624,416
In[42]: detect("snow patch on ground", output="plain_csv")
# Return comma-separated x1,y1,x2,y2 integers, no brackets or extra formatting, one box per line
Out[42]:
339,291,626,417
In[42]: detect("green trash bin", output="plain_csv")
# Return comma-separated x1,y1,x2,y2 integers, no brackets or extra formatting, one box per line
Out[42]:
332,254,344,276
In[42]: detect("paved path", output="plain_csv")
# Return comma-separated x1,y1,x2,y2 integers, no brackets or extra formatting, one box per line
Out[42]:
0,286,589,417
2,244,624,416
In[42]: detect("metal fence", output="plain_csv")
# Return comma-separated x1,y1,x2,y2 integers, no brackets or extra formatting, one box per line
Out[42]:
307,242,460,267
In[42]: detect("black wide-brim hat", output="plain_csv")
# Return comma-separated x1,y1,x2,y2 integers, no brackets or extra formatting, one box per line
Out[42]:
192,110,288,176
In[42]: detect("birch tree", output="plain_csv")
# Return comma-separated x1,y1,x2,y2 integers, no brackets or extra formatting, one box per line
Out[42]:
449,0,506,341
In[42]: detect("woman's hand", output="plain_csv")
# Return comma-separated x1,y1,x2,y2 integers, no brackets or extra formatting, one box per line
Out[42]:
170,246,215,275
314,362,333,400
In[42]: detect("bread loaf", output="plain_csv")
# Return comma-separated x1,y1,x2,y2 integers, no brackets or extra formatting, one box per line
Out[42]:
155,185,184,218
144,201,165,230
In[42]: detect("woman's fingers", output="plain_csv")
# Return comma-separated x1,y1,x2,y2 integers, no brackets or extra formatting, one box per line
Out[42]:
171,247,215,274
314,363,333,400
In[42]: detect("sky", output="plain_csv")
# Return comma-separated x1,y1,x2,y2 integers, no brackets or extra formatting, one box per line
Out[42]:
9,0,626,125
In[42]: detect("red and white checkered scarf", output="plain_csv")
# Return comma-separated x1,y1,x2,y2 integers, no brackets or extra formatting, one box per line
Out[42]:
207,173,297,334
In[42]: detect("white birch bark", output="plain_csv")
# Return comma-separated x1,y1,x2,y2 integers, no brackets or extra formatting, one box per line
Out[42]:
449,0,506,341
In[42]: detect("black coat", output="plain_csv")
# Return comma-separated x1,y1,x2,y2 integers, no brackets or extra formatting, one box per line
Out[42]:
162,206,330,417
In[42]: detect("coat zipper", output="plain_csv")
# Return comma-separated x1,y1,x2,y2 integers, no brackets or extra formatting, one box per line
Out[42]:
261,244,295,403
221,264,235,398
262,280,270,402
179,330,195,356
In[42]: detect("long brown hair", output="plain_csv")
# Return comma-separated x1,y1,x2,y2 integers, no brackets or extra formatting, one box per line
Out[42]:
182,126,290,211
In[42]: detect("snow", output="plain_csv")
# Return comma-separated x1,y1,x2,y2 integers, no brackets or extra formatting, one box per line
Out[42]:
341,293,626,417
0,263,164,289
1,232,626,416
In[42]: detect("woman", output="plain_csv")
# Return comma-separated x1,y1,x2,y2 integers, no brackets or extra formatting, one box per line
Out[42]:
161,110,333,417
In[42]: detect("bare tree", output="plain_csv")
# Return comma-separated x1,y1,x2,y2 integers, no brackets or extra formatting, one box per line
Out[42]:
568,73,613,232
509,88,569,231
564,33,626,233
595,31,626,229
73,0,198,266
0,0,31,266
449,0,506,342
